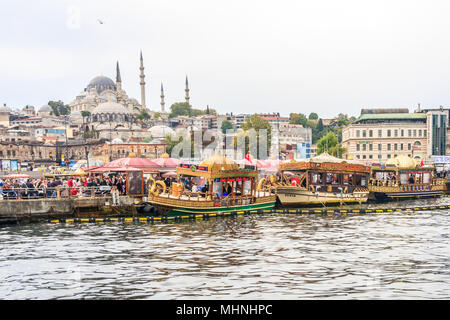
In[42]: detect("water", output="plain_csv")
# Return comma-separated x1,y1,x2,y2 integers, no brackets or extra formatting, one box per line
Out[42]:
1,198,450,299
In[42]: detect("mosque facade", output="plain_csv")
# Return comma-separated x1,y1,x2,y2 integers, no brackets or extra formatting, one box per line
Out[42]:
69,54,148,116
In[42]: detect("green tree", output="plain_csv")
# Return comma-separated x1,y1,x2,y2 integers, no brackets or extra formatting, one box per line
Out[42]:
48,100,70,116
233,114,272,158
169,102,192,118
81,110,91,118
308,112,319,120
289,113,308,127
221,120,233,134
137,109,151,120
316,131,346,158
153,112,161,119
317,118,324,131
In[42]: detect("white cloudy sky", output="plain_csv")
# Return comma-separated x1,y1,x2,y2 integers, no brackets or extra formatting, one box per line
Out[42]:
1,0,450,118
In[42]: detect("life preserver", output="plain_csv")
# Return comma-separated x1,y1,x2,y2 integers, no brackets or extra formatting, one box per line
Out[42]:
257,178,266,191
151,180,166,195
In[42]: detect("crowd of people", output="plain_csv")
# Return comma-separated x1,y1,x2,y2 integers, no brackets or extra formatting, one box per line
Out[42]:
0,173,131,200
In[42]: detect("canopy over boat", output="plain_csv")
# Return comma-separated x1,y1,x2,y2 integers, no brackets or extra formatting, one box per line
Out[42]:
385,155,418,170
280,152,370,173
177,154,258,179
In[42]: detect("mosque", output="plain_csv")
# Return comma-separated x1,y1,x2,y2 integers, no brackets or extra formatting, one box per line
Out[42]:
69,52,148,115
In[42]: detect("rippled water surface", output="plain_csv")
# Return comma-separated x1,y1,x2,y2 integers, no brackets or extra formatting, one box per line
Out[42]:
1,198,450,299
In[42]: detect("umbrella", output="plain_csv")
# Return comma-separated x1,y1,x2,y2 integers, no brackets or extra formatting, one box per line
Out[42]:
72,168,87,176
101,157,160,170
2,173,30,179
89,166,142,173
161,171,177,178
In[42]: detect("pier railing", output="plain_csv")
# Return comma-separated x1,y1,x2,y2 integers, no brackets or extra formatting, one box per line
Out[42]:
0,186,114,200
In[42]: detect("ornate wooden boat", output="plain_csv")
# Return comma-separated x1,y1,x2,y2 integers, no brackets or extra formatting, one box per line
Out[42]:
270,153,370,206
368,155,445,200
138,154,276,216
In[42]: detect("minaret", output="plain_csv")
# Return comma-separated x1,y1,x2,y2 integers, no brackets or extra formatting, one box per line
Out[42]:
116,61,122,92
185,75,190,105
160,83,165,113
139,51,146,109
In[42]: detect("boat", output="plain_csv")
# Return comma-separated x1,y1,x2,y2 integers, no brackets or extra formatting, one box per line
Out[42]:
270,153,370,206
138,154,277,216
368,155,446,200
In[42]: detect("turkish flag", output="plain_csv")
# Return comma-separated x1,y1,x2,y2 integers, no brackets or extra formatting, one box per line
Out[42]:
291,178,300,186
245,152,252,163
421,159,424,166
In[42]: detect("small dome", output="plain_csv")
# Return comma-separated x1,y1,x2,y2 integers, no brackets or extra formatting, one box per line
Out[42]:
162,153,170,158
148,125,174,138
87,75,116,94
39,104,52,112
0,104,12,113
128,152,136,158
112,138,123,144
199,154,239,172
386,155,418,169
92,101,130,115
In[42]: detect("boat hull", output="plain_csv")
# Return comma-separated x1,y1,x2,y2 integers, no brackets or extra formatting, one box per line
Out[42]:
369,185,445,200
140,195,276,217
276,187,369,206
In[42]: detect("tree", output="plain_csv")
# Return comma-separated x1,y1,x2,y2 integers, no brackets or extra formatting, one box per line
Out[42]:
137,109,151,120
316,131,346,158
153,112,161,119
233,114,272,158
221,120,233,134
48,100,70,116
289,113,308,127
169,102,192,118
308,112,319,120
81,110,91,118
317,118,324,131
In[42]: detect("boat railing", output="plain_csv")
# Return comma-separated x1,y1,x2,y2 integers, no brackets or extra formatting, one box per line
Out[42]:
0,186,113,200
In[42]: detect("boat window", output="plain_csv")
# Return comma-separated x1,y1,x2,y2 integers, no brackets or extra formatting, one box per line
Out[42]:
326,173,339,185
243,180,251,195
343,174,350,185
361,176,367,187
311,172,323,184
423,172,431,183
400,173,408,184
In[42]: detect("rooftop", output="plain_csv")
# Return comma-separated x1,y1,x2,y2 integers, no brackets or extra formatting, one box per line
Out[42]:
354,113,427,123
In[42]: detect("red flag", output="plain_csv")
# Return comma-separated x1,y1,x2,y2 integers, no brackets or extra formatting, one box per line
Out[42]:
245,152,252,163
421,159,424,166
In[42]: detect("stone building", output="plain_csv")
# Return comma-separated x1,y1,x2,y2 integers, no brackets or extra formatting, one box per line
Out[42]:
342,108,428,162
69,57,148,116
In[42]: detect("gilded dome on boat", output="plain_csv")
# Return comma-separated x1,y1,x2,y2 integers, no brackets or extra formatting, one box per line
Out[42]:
199,154,239,172
385,155,417,169
161,153,170,158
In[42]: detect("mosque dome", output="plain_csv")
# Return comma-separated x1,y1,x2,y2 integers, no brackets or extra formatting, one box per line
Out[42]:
112,138,123,144
148,125,174,138
386,155,418,169
87,75,116,94
92,101,130,115
0,104,12,113
39,104,52,112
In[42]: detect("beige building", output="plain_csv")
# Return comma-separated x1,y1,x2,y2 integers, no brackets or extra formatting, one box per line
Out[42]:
342,109,428,162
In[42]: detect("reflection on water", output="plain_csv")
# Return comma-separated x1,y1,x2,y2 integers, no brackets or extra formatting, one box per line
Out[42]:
0,198,450,299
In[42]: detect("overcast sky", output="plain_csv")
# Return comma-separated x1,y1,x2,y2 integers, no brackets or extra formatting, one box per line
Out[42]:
1,0,450,118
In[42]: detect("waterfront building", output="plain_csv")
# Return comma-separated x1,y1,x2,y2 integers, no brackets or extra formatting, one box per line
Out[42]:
342,108,429,162
99,140,166,161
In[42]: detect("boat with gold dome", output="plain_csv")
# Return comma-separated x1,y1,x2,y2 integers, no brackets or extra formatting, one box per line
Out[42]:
368,155,446,200
138,154,276,216
270,153,370,206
